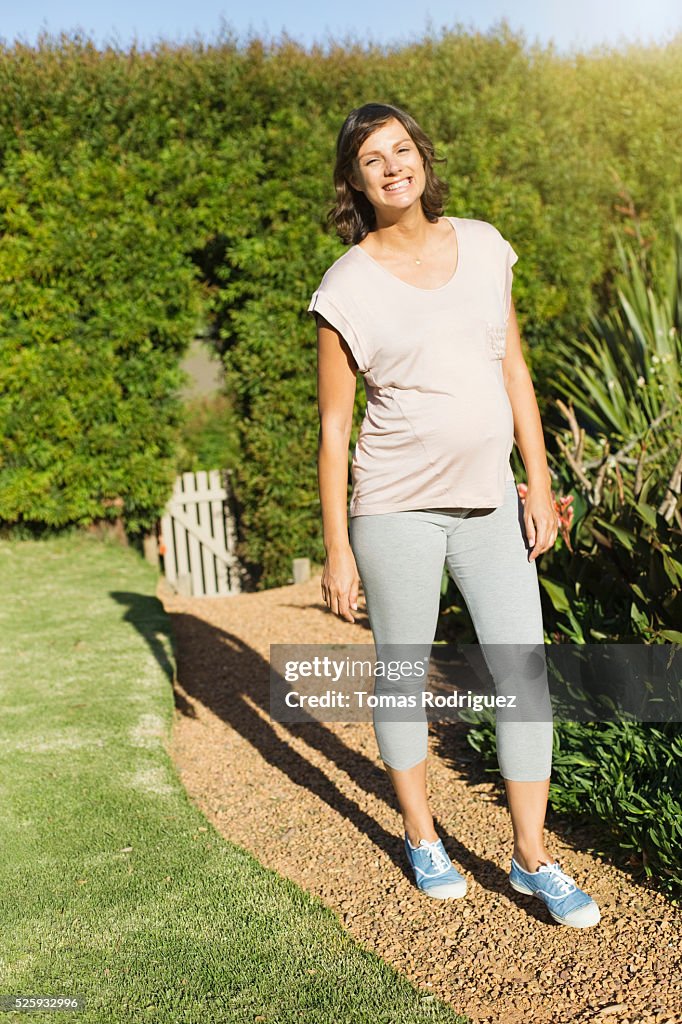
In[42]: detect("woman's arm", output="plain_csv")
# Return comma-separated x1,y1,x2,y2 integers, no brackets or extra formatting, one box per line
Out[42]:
501,300,559,562
316,314,362,620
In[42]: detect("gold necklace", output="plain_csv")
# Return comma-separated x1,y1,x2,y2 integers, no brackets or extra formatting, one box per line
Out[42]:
378,244,427,266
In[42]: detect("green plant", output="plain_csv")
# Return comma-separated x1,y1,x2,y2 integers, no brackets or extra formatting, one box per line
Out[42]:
550,209,681,439
0,142,205,534
538,214,682,643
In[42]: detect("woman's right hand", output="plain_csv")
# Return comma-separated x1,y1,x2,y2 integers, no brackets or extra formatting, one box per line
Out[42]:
321,546,361,623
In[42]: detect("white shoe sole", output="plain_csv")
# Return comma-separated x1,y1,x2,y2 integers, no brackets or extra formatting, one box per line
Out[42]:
510,878,601,927
422,880,468,900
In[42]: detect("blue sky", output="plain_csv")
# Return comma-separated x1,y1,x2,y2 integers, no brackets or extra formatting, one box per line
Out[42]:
1,0,681,54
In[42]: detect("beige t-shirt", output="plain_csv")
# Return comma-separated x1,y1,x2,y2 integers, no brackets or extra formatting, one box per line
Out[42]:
308,216,518,517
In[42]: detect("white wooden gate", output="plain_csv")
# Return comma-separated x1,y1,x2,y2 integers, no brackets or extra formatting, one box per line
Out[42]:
160,469,242,597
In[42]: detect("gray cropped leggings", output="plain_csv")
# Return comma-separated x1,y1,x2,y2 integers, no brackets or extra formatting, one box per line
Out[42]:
348,476,553,782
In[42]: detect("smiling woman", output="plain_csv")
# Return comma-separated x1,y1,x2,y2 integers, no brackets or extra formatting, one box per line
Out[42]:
307,101,600,928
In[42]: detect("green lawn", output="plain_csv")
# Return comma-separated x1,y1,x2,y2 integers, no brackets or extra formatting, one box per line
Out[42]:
0,532,468,1024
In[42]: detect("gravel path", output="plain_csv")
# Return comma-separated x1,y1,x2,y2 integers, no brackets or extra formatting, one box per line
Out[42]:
158,573,681,1024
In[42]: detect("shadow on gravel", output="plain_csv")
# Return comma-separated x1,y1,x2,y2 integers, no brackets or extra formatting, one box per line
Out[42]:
144,602,529,893
117,588,656,904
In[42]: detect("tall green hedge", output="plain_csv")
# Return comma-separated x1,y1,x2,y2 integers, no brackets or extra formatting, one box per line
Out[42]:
0,142,206,533
1,29,681,578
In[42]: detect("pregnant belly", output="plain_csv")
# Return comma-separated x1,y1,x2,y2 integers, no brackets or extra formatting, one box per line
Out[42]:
352,379,513,503
367,382,512,462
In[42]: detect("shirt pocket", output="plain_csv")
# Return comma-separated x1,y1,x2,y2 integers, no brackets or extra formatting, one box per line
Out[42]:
486,321,508,360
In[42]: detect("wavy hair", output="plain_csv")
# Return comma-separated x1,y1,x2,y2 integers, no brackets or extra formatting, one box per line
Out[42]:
328,103,449,245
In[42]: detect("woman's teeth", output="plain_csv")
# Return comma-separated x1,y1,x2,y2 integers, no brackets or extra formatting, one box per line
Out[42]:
384,178,411,191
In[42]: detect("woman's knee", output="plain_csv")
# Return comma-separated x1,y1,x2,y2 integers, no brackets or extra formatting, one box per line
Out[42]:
381,752,428,772
373,718,428,772
495,719,553,780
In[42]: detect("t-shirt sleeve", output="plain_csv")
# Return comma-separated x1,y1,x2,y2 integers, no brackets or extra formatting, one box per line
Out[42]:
307,288,370,374
503,239,518,324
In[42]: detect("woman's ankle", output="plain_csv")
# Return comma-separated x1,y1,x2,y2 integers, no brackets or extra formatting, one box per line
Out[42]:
405,822,439,846
512,846,554,872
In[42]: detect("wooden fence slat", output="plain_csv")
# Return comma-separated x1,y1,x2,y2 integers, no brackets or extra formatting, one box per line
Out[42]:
173,476,190,591
209,469,230,596
196,470,217,596
183,472,204,597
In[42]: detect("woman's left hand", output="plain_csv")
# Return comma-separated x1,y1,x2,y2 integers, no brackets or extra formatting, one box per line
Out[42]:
522,483,560,562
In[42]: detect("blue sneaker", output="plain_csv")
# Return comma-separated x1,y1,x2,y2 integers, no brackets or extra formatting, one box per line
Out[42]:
509,857,601,928
404,835,468,899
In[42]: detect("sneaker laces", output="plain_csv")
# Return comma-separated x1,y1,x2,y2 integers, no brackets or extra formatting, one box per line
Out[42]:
419,839,451,874
537,860,576,896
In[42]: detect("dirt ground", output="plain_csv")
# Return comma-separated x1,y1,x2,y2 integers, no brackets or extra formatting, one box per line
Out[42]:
158,573,682,1024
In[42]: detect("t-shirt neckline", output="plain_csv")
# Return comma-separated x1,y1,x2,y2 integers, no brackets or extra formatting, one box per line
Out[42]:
351,216,461,293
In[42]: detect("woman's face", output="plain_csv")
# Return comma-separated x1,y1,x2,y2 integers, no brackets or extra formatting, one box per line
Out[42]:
350,117,425,215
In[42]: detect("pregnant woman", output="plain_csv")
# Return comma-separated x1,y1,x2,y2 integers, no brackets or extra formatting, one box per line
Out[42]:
309,102,600,928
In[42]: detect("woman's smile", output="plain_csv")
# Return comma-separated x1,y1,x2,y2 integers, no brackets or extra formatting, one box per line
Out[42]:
383,177,413,192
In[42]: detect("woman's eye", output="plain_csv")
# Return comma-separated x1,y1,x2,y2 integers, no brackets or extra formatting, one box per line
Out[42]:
365,148,409,165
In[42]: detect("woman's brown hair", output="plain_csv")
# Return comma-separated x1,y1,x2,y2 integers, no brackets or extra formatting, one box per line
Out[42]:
329,102,449,245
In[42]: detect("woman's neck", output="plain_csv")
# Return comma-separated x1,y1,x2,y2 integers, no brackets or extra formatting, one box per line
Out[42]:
367,210,437,256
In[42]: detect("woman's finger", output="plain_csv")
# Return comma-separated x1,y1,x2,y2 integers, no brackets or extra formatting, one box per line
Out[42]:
525,513,536,549
536,518,559,554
